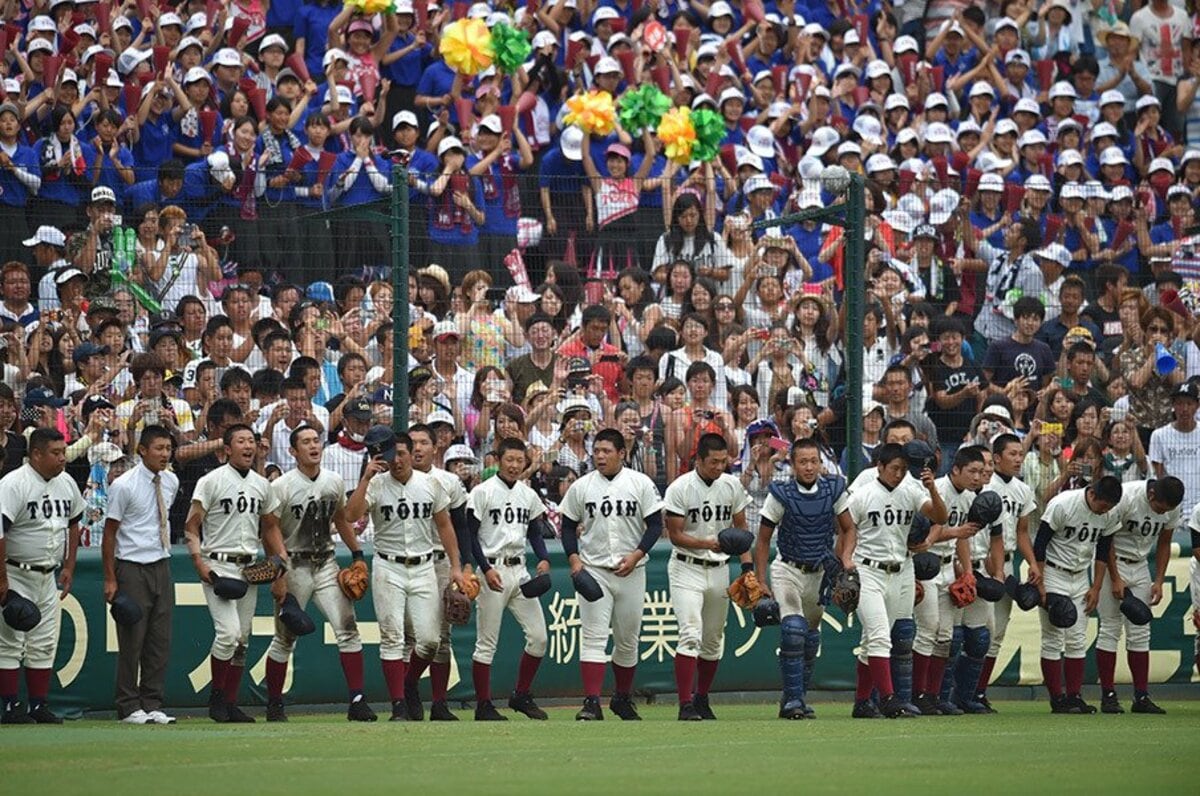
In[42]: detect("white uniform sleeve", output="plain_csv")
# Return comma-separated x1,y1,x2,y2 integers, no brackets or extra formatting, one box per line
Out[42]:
259,479,282,516
760,494,786,525
268,478,288,518
105,476,129,523
639,475,664,518
559,478,584,522
431,476,450,515
192,473,214,511
730,479,751,515
662,479,689,516
526,487,546,520
1042,493,1064,531
365,474,383,510
447,478,467,510
1188,502,1200,533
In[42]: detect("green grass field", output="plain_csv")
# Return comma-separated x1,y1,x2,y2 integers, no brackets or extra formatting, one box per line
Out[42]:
1,702,1194,794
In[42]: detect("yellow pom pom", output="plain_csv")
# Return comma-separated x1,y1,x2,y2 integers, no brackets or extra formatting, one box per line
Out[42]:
563,91,616,136
439,18,494,76
657,107,697,165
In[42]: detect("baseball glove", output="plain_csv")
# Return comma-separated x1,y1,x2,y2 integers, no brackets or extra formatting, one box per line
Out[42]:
242,555,286,584
949,572,977,607
727,571,768,609
460,565,481,601
337,560,369,601
831,569,860,614
443,583,472,626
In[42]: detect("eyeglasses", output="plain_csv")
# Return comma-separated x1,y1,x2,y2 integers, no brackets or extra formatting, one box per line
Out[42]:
1147,325,1170,333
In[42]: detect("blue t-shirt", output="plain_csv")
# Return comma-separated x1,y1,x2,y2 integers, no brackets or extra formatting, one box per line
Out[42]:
468,152,522,237
294,3,341,84
426,175,485,246
383,33,432,87
0,143,40,208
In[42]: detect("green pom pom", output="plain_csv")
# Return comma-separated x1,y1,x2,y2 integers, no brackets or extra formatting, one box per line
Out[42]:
491,23,532,74
690,108,726,163
617,85,672,134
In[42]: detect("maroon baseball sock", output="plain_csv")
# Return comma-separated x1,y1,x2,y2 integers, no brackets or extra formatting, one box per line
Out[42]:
696,658,718,696
429,661,451,701
1127,650,1149,694
674,654,697,704
0,667,19,702
581,662,606,698
409,654,432,689
265,658,287,700
926,656,947,697
381,659,406,701
1063,657,1084,695
912,653,930,695
855,660,872,701
339,651,365,695
977,656,997,694
1040,657,1063,697
209,656,229,697
1095,648,1117,691
868,656,894,697
612,663,636,695
472,661,492,702
515,653,542,693
24,668,51,705
223,664,244,705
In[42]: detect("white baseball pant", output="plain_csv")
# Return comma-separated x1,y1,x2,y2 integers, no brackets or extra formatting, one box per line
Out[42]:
472,562,548,666
855,563,908,661
1039,564,1090,661
202,560,256,663
1095,557,1152,654
267,556,362,664
668,556,729,661
579,565,646,668
963,563,995,630
988,554,1019,657
373,557,439,662
403,553,453,664
768,560,824,626
914,561,958,657
0,566,60,669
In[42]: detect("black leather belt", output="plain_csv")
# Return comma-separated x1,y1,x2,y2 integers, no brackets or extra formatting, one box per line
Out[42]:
208,553,253,565
433,551,447,561
6,558,55,574
675,553,723,568
378,552,433,566
487,556,523,566
940,554,954,565
1045,560,1086,576
288,550,332,564
859,558,903,574
1117,556,1143,565
781,558,823,573
1004,552,1013,563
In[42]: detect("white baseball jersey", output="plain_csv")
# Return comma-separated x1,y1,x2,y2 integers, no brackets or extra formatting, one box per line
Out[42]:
560,467,662,568
193,464,280,556
0,463,84,567
271,468,347,553
932,475,975,557
1112,480,1181,562
662,471,751,563
1040,488,1122,571
987,472,1036,554
364,469,449,558
468,476,546,559
847,466,918,496
845,475,930,564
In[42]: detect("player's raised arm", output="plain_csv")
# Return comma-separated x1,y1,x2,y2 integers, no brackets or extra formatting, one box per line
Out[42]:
919,467,949,524
346,456,387,523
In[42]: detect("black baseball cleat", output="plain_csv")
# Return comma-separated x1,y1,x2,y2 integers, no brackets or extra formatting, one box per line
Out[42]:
429,701,459,721
913,694,941,716
879,694,917,719
474,700,508,721
974,693,997,713
804,703,816,718
508,691,548,720
852,699,883,719
1131,695,1166,715
778,700,809,720
26,704,62,724
1067,694,1097,714
207,691,229,723
937,699,964,716
225,705,256,723
575,696,603,721
1100,690,1124,715
609,693,641,721
265,700,288,722
956,696,991,715
692,693,716,720
1,701,35,725
677,701,703,721
389,700,409,722
404,683,424,722
1050,695,1082,714
347,696,377,722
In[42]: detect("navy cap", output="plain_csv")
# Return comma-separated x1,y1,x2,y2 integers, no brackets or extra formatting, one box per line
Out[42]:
73,342,111,363
23,386,68,408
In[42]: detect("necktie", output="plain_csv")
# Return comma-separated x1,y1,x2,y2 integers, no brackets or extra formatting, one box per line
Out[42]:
153,473,169,551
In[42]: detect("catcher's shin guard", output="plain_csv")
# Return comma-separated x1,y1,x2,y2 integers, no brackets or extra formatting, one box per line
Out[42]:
803,628,821,694
890,619,916,706
779,615,809,707
956,626,991,713
940,626,964,703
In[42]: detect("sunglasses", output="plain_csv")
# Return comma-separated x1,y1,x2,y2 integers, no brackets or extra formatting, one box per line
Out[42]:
1146,325,1170,333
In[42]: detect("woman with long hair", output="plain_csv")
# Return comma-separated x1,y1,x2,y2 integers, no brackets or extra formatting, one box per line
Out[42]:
613,400,656,481
1043,436,1104,504
34,106,90,231
791,294,841,409
466,365,512,452
610,268,662,356
457,270,523,371
652,192,729,287
658,260,694,323
1102,415,1149,483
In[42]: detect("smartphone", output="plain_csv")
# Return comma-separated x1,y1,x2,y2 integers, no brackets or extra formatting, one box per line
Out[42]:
314,318,331,331
111,214,123,227
599,354,620,363
928,341,942,353
1079,463,1093,479
1057,376,1075,391
767,436,790,452
1042,422,1063,437
1109,406,1127,423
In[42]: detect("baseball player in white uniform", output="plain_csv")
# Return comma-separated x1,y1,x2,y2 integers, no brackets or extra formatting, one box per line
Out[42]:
663,433,752,722
1095,477,1182,715
0,429,83,725
975,433,1039,710
467,437,554,722
1033,477,1123,714
263,426,376,723
185,424,289,723
345,427,467,722
840,442,947,719
1190,507,1200,678
560,428,663,721
403,423,472,721
912,446,985,716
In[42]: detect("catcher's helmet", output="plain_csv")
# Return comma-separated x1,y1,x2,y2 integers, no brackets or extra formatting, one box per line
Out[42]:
278,594,316,636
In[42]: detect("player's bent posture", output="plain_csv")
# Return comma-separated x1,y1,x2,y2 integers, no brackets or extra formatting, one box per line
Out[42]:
186,424,289,723
561,429,663,721
975,434,1039,710
1095,477,1182,715
840,443,948,719
403,423,473,721
912,447,985,716
468,438,554,721
754,439,848,719
102,425,179,725
0,429,83,724
264,426,376,723
346,428,466,722
664,433,752,721
1034,477,1123,714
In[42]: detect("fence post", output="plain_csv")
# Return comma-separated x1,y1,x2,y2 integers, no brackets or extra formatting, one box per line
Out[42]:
843,173,866,479
392,165,410,433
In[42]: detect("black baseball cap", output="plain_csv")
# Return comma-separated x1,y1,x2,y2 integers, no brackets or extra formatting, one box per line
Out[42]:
23,386,68,408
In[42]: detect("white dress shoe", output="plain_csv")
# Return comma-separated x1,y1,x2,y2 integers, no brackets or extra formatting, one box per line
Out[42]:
121,710,151,724
147,710,177,724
